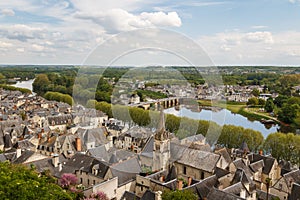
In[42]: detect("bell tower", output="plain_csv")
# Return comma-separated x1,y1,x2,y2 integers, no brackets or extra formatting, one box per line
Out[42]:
153,108,170,171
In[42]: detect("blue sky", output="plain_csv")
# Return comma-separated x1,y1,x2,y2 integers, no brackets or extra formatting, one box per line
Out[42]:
1,0,300,65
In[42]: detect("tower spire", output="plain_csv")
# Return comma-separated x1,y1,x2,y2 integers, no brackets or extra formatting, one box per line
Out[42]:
155,108,169,141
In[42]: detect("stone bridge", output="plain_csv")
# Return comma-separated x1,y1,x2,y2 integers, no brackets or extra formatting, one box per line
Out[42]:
130,97,186,110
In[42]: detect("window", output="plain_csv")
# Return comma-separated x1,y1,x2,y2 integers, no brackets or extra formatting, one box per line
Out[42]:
183,166,187,174
80,178,82,183
88,179,90,185
93,180,96,185
201,172,205,179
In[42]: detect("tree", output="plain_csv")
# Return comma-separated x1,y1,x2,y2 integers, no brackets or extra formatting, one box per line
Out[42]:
258,98,266,107
85,191,109,200
162,190,198,200
59,173,78,188
278,103,300,124
0,162,72,200
247,97,258,106
264,98,275,112
33,74,50,95
251,88,260,97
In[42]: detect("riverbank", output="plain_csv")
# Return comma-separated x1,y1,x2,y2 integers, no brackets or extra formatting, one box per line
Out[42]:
198,99,282,125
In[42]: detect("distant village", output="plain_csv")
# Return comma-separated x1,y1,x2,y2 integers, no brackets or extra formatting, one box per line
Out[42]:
0,89,299,200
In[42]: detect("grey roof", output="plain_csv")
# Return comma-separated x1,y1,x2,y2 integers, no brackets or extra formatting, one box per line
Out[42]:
284,169,300,186
61,153,109,178
248,153,276,175
290,183,300,200
215,148,232,164
166,165,177,182
176,148,220,173
123,126,153,139
233,159,253,178
0,154,7,162
215,167,230,178
231,168,250,185
4,133,13,148
249,160,264,173
185,175,219,199
120,191,140,200
140,136,154,158
182,134,205,143
14,140,36,150
223,182,249,196
88,145,109,162
76,127,109,149
256,189,279,200
110,157,141,186
12,150,35,164
207,188,245,200
141,190,155,200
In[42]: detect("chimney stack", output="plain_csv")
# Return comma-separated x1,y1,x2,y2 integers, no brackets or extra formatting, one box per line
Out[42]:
52,154,59,167
16,148,22,158
76,137,82,152
177,179,183,190
155,191,162,200
188,177,193,186
159,175,165,182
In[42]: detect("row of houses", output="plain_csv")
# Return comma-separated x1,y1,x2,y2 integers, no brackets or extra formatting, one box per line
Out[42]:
0,89,299,200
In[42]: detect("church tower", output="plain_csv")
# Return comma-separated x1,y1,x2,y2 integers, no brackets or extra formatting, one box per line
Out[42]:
153,109,170,171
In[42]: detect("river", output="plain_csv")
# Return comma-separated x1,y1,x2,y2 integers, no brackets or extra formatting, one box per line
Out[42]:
11,79,35,93
164,106,279,138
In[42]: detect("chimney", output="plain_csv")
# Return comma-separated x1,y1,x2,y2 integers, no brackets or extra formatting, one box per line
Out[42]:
177,179,183,190
76,137,82,152
16,148,22,158
259,149,263,155
188,177,193,186
155,191,162,200
52,154,59,167
58,163,62,172
159,175,165,182
38,133,42,140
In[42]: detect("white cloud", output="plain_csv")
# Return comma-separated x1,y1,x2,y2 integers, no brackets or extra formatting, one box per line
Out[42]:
244,31,274,44
31,44,44,52
0,41,13,48
75,9,181,33
251,25,268,29
198,31,300,65
1,8,15,16
16,47,25,53
0,24,47,42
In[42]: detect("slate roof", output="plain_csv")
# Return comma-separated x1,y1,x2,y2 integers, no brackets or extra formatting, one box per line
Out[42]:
215,148,232,164
12,150,35,164
215,167,230,178
223,182,249,196
249,160,264,173
185,175,219,199
110,157,141,186
140,190,155,200
283,169,300,186
88,145,109,162
120,191,140,200
289,183,300,200
76,127,109,149
207,188,245,200
0,154,7,162
256,189,279,200
248,153,276,175
61,153,110,178
233,159,253,178
176,148,220,173
140,136,154,158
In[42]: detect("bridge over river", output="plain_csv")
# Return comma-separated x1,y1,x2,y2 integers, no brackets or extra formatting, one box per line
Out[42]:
129,97,195,110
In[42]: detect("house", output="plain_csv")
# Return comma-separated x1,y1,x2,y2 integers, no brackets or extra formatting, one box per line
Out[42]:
270,169,300,200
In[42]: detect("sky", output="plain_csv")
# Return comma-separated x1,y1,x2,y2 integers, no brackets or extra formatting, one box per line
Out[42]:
1,0,300,66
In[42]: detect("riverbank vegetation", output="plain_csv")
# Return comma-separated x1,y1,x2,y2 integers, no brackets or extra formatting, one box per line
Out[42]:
0,84,32,94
